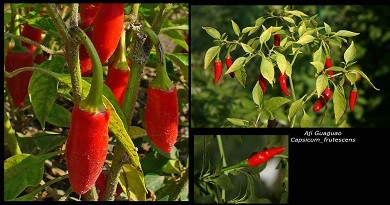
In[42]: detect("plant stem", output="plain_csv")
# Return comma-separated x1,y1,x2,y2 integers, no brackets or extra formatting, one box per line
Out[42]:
71,27,105,113
45,3,82,103
289,47,301,127
83,185,98,201
4,110,22,155
216,135,226,202
5,33,64,55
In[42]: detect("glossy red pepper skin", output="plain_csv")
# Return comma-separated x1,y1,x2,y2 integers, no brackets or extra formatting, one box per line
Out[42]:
79,30,93,76
325,57,334,81
313,87,332,112
92,4,124,64
21,23,42,53
5,49,34,107
247,147,285,167
274,34,281,47
278,72,290,96
80,4,102,27
66,106,110,195
214,60,223,84
95,171,123,200
105,61,131,106
145,87,178,153
349,89,358,112
258,74,267,93
225,57,234,78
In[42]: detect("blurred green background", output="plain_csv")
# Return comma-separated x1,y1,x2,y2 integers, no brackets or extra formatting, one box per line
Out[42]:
191,5,390,128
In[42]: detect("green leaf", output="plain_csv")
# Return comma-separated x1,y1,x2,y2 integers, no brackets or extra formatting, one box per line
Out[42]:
310,61,324,74
252,82,263,106
264,97,291,112
296,34,315,45
227,118,249,127
242,26,256,34
313,45,325,62
285,60,292,77
235,68,247,88
259,27,272,45
324,22,331,34
275,52,288,74
316,74,328,98
141,151,170,175
288,96,304,121
334,30,360,37
28,57,63,130
331,66,344,72
4,152,58,200
344,41,356,64
119,164,147,200
255,17,265,26
333,85,346,124
300,110,311,127
203,46,220,70
162,20,188,52
298,22,306,37
285,10,308,18
231,20,240,36
260,57,274,85
145,174,165,193
241,43,254,54
33,132,67,154
283,17,295,24
202,26,221,39
226,56,245,74
355,70,380,91
280,37,288,47
166,53,188,82
47,103,71,127
27,16,58,37
329,36,342,48
270,26,283,33
345,72,357,85
214,174,233,190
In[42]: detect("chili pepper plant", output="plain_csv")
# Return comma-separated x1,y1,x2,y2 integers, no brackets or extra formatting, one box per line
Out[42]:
194,135,289,204
201,6,380,128
4,3,189,201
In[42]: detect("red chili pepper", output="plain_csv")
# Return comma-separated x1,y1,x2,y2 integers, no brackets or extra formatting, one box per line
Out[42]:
92,4,124,64
79,30,93,76
95,171,123,200
349,88,358,112
247,147,285,167
80,3,102,27
145,87,178,153
105,60,131,106
325,57,334,81
66,106,110,195
21,23,42,53
225,57,234,78
5,47,34,107
258,74,267,93
214,60,223,84
313,87,332,112
66,26,110,195
274,34,281,47
278,72,290,96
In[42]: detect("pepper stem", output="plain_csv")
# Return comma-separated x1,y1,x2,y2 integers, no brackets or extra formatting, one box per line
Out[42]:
143,26,174,91
113,29,129,71
71,26,105,113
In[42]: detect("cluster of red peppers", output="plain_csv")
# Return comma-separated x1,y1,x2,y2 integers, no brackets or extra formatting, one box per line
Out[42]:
79,3,124,76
